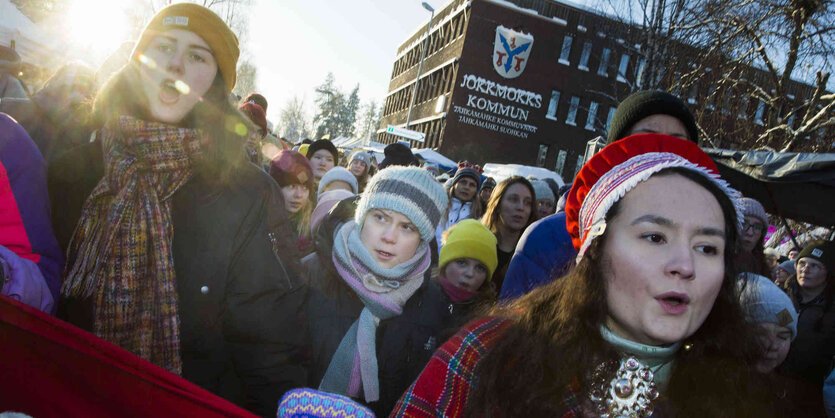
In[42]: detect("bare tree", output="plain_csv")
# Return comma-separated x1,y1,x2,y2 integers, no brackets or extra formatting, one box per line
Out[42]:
340,85,361,138
278,95,312,143
232,59,258,99
595,0,834,152
356,99,381,144
10,0,69,22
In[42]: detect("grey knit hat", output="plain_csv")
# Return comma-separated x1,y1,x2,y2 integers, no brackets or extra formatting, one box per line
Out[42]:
481,177,497,191
740,197,768,227
531,180,555,202
318,166,359,196
349,151,371,171
355,166,448,242
777,260,796,276
738,274,798,340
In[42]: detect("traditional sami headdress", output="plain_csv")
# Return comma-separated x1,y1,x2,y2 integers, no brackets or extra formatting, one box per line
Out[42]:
450,160,483,189
457,160,482,173
565,133,744,262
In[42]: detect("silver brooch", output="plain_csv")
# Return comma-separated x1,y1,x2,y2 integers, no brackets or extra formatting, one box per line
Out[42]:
588,357,659,418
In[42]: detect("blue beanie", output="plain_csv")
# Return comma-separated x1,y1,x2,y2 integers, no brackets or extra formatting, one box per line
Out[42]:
278,388,374,418
738,274,798,340
355,166,448,242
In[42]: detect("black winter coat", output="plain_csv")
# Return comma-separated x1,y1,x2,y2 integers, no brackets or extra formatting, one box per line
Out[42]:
434,285,493,345
171,166,308,416
780,291,835,386
57,158,307,417
302,216,451,416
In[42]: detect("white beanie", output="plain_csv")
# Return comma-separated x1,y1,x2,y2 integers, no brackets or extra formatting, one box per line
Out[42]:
738,274,798,340
531,180,555,202
317,167,359,197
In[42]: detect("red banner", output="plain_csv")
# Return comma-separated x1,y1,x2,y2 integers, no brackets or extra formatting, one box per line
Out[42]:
0,295,256,417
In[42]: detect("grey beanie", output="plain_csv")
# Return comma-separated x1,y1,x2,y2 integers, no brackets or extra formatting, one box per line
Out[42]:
738,274,798,340
777,260,796,276
740,197,768,227
531,180,555,202
355,166,448,242
318,167,359,196
349,151,371,171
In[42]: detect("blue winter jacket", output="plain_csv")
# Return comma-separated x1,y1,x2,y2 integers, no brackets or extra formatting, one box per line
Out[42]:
498,212,576,301
0,113,63,308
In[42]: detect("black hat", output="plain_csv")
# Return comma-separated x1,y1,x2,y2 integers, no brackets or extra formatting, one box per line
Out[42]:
796,240,835,276
306,139,339,163
607,90,699,144
379,143,416,169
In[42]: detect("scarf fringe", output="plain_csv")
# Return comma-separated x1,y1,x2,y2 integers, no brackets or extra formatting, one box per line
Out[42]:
61,116,200,374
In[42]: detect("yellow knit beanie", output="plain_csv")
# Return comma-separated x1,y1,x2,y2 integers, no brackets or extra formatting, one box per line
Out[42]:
298,143,310,157
439,219,498,278
132,3,240,93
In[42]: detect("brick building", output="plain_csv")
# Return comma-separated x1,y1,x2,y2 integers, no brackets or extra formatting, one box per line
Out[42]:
377,0,823,180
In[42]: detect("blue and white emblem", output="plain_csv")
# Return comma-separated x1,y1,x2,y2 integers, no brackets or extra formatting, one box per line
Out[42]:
493,25,534,79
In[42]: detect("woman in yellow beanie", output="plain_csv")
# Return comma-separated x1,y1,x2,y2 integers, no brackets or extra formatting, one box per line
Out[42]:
58,4,306,416
436,219,498,329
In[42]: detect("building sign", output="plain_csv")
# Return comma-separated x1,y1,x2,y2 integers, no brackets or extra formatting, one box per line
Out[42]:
386,125,425,142
493,26,533,79
453,73,542,139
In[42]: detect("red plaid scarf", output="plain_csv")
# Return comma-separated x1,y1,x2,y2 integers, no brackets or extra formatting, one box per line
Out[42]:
62,116,201,374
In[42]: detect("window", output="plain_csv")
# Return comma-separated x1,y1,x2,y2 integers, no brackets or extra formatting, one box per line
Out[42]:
687,84,697,104
671,72,682,95
597,48,611,77
566,96,580,126
578,42,592,70
605,106,616,131
574,155,585,178
559,35,573,65
754,100,765,125
654,65,667,86
738,94,749,119
546,90,561,120
585,101,599,130
435,95,446,113
635,59,646,88
555,150,567,176
705,83,716,110
616,54,630,83
537,144,549,167
721,89,733,114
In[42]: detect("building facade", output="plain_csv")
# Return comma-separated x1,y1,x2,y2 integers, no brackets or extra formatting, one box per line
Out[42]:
378,0,823,180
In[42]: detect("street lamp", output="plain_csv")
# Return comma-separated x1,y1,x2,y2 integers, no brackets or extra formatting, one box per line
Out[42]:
405,2,435,129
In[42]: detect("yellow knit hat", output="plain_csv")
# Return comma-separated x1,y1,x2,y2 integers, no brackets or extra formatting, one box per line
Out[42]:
298,143,310,157
439,219,498,278
132,3,240,93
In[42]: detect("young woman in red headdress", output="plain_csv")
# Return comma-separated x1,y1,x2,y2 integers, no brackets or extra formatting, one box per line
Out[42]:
393,134,773,417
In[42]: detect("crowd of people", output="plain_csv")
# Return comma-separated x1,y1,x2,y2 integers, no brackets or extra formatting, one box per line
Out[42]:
1,4,834,417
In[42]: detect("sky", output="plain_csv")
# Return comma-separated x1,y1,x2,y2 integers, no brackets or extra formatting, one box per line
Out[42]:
246,0,454,123
9,0,604,125
10,0,830,123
